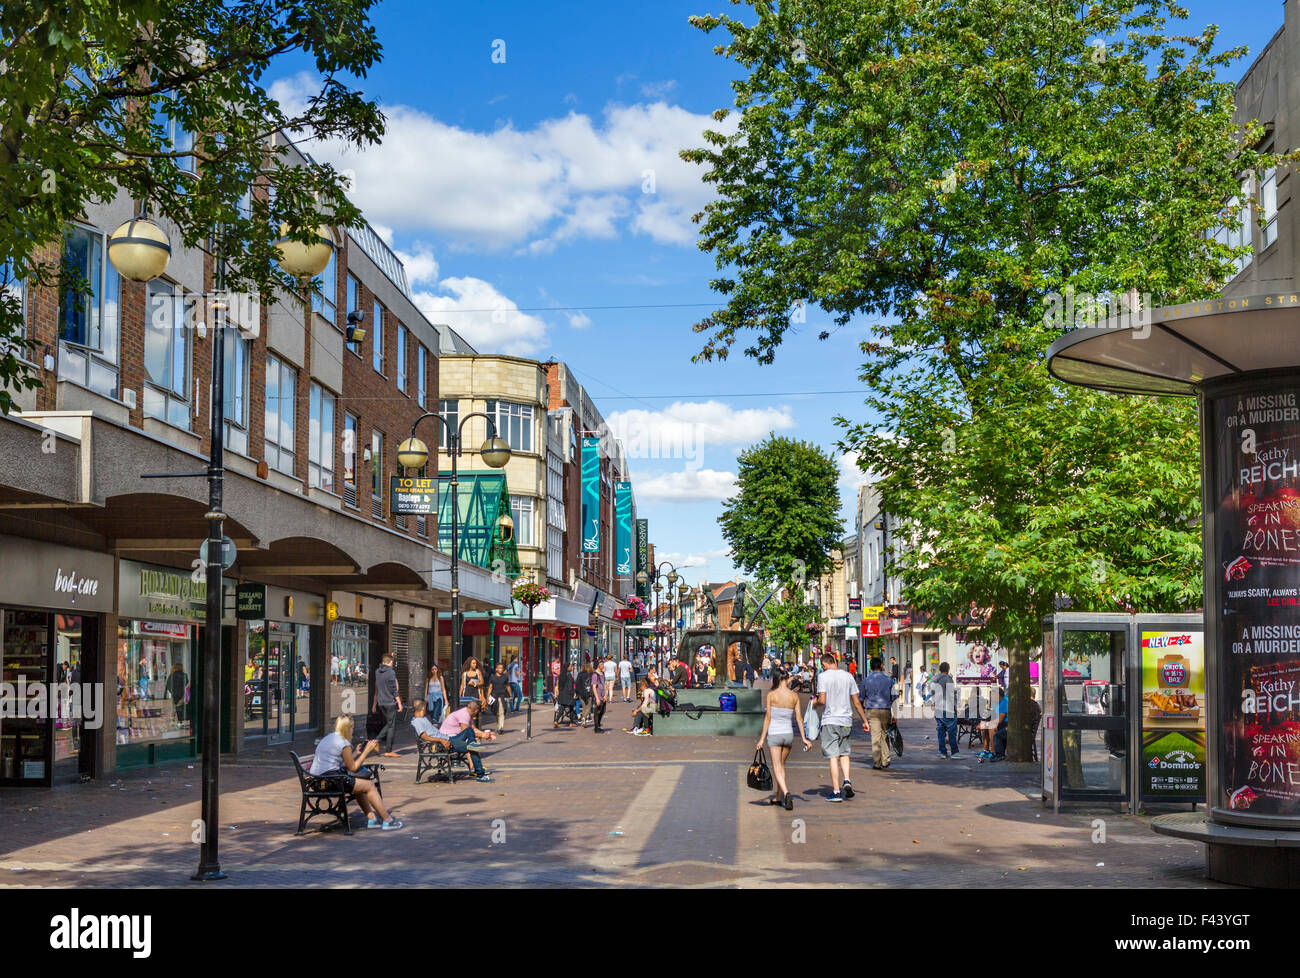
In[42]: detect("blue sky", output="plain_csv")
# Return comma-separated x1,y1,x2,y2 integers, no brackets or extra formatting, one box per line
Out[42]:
270,0,1283,587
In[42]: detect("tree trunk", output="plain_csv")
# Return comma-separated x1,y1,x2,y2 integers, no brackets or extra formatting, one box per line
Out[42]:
1006,644,1033,763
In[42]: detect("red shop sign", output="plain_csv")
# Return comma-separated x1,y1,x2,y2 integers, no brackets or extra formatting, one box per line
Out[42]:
494,621,532,638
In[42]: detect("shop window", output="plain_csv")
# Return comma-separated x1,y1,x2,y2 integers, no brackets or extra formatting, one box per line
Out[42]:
311,239,338,323
143,279,191,429
264,354,297,476
116,621,195,752
417,343,427,407
346,273,362,355
486,399,534,453
372,299,386,375
308,382,336,493
396,324,407,393
1260,165,1278,250
223,330,251,455
371,429,384,518
58,224,121,399
343,412,359,508
510,494,536,547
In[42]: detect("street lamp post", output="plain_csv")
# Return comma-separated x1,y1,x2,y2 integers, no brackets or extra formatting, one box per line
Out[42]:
396,413,511,715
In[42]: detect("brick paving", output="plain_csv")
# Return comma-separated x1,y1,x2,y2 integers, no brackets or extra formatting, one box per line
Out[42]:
0,703,1220,888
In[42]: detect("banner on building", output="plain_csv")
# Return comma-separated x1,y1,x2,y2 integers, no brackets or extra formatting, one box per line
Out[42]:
582,437,601,553
615,481,632,575
636,519,649,597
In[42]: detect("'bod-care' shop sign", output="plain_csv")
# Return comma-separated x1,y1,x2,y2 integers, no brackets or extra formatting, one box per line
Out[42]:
1216,388,1300,814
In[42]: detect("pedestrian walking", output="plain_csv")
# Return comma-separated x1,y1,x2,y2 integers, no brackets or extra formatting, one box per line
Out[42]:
618,653,633,702
371,653,402,758
761,654,772,681
549,654,562,704
815,652,869,801
903,663,913,706
425,664,445,724
756,667,812,809
488,662,511,733
507,656,523,712
602,655,618,704
932,661,960,758
577,662,595,728
554,666,578,727
590,661,608,733
860,657,897,771
459,656,485,707
917,664,932,708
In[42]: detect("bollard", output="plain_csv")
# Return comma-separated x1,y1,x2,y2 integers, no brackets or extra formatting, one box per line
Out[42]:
527,697,532,740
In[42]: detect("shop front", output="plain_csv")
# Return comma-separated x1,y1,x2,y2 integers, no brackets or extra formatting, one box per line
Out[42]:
326,591,386,724
0,536,114,786
391,602,433,714
117,558,234,769
236,583,325,746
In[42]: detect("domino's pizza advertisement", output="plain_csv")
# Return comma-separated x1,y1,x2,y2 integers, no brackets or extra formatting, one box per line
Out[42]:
1140,631,1205,800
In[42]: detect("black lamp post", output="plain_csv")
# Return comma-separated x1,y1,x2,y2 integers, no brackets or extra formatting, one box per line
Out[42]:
396,412,511,712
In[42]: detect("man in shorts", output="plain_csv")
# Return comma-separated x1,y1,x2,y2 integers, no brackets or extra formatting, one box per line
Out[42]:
815,652,869,802
618,653,634,702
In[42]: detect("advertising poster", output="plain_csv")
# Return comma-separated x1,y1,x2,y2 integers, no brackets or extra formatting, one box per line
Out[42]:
1214,388,1300,815
953,640,999,684
581,437,600,553
635,519,649,598
1140,630,1206,800
615,482,632,576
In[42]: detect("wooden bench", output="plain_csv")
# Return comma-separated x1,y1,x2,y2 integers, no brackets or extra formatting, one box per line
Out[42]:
290,751,385,835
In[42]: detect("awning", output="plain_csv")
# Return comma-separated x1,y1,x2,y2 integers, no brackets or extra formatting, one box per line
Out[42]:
1046,294,1300,397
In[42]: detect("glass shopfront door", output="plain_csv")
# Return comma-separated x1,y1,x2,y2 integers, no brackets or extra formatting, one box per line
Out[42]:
245,621,300,743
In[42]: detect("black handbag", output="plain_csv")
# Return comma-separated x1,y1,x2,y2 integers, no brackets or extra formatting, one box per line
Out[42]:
886,721,904,758
747,748,773,791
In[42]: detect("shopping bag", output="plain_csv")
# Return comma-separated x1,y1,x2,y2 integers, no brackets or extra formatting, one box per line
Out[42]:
747,748,773,791
886,720,904,758
804,702,820,740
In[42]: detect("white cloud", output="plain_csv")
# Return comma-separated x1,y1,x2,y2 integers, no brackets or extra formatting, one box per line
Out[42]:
394,243,439,286
605,400,795,465
412,277,549,356
273,71,738,252
568,311,591,329
838,450,866,488
640,80,678,99
634,468,737,501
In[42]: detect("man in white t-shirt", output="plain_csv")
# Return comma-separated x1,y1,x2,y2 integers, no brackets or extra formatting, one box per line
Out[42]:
603,656,618,698
815,652,869,802
618,655,633,701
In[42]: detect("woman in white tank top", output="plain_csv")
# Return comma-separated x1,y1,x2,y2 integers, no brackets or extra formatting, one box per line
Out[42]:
756,668,812,810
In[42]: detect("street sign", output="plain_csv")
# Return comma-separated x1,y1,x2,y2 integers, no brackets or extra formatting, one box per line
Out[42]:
848,597,862,612
861,619,881,637
199,536,238,570
863,605,885,618
391,476,436,515
613,608,636,620
236,583,267,620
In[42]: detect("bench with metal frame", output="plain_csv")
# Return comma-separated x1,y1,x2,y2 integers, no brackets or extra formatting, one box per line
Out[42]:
290,751,385,835
413,736,477,784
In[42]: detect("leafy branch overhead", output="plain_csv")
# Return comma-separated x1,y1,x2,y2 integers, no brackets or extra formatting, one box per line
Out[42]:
0,0,387,413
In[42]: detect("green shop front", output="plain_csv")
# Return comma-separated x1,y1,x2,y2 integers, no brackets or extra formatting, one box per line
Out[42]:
116,559,234,769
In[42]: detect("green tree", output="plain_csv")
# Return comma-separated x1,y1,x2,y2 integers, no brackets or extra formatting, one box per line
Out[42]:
0,1,386,414
763,592,821,661
684,1,1276,760
719,435,845,591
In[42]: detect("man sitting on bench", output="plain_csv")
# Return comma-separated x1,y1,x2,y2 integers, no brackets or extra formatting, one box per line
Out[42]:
437,699,498,782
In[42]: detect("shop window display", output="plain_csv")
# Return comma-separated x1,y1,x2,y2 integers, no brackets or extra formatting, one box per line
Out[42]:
116,621,194,747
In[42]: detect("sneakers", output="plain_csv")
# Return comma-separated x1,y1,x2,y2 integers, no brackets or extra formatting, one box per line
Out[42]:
381,819,403,831
826,791,844,803
475,774,495,783
842,781,855,799
951,751,960,757
366,817,379,829
977,750,993,759
938,752,949,759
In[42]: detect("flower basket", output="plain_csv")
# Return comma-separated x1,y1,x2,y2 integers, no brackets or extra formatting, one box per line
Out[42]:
511,578,551,607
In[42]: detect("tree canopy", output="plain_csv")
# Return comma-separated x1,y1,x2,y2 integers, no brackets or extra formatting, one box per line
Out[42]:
684,0,1280,759
719,434,844,590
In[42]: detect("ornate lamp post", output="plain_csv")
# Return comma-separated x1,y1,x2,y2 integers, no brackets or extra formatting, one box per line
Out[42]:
396,413,511,715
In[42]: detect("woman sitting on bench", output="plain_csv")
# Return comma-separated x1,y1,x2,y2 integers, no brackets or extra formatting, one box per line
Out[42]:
310,714,402,830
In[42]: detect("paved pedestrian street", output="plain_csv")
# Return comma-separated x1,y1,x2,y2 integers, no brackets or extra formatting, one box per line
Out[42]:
0,711,1215,888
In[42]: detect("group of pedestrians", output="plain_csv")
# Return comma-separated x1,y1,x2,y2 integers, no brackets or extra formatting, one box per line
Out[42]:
552,653,634,730
756,653,901,807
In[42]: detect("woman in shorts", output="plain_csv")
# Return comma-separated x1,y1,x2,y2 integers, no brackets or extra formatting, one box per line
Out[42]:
755,668,812,810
